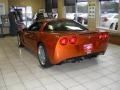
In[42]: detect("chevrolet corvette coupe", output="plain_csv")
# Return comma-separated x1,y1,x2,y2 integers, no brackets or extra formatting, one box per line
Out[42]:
17,19,109,67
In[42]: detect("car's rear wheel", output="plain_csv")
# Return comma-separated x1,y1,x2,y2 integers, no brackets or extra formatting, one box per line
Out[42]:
38,44,52,68
17,34,23,47
91,55,98,58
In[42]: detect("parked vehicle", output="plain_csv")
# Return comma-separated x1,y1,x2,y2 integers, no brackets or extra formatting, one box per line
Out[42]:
101,13,118,30
17,19,109,68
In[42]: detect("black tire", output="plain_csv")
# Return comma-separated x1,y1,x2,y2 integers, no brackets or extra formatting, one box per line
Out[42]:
109,23,114,29
17,34,24,47
90,54,98,58
93,55,98,57
115,22,118,30
38,44,52,68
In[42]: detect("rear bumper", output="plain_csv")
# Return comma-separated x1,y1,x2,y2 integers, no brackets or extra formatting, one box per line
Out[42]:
52,49,106,64
65,51,105,62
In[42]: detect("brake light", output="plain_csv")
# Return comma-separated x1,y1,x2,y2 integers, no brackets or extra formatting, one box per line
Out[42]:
104,34,109,38
69,36,77,44
99,34,109,39
59,37,68,45
99,34,103,39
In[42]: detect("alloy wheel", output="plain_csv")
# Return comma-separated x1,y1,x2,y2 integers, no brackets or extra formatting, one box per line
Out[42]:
38,45,46,65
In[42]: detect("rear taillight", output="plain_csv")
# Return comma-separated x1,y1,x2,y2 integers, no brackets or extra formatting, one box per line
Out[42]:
60,37,68,45
99,34,103,39
104,34,109,38
69,36,77,44
60,36,77,45
99,34,109,39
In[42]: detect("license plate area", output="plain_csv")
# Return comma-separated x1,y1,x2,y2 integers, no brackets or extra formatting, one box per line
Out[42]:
84,44,93,54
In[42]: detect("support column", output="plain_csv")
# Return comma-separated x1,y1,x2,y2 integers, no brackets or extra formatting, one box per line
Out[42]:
88,0,99,31
57,0,65,18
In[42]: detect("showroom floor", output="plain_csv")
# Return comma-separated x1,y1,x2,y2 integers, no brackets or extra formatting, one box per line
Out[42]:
0,37,120,90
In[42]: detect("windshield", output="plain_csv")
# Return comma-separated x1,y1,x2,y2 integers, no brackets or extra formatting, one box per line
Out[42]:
45,20,88,31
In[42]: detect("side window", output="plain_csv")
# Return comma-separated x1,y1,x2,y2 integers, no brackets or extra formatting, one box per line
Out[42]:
28,22,42,31
44,22,62,31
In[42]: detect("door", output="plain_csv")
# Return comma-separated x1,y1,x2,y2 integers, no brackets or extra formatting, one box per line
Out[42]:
22,28,31,47
25,22,43,51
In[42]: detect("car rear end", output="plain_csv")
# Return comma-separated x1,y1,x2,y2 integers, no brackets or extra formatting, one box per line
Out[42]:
53,31,109,64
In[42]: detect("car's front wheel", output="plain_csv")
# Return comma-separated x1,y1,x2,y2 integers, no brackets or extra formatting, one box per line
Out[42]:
109,23,114,29
38,44,52,68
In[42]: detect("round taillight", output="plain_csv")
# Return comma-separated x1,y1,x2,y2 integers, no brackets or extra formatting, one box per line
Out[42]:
99,35,103,39
60,37,68,45
69,36,77,44
104,34,108,38
99,34,108,39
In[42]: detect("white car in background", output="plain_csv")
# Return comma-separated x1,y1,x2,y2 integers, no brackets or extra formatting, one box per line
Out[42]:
100,13,118,30
65,13,88,26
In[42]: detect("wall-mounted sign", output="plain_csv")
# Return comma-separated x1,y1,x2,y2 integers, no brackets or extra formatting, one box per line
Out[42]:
88,2,96,18
1,15,9,27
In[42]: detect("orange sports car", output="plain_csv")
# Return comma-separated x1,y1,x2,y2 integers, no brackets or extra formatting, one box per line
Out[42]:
17,19,109,67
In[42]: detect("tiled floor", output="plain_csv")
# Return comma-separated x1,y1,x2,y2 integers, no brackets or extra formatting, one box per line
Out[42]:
0,36,120,90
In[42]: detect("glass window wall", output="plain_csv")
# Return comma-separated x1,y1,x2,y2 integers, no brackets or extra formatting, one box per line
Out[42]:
99,0,119,31
76,1,88,26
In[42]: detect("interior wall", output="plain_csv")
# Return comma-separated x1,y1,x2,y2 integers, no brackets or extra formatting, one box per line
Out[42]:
0,0,8,14
8,0,45,14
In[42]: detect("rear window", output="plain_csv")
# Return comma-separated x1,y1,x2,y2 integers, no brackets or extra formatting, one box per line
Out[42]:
45,20,88,31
